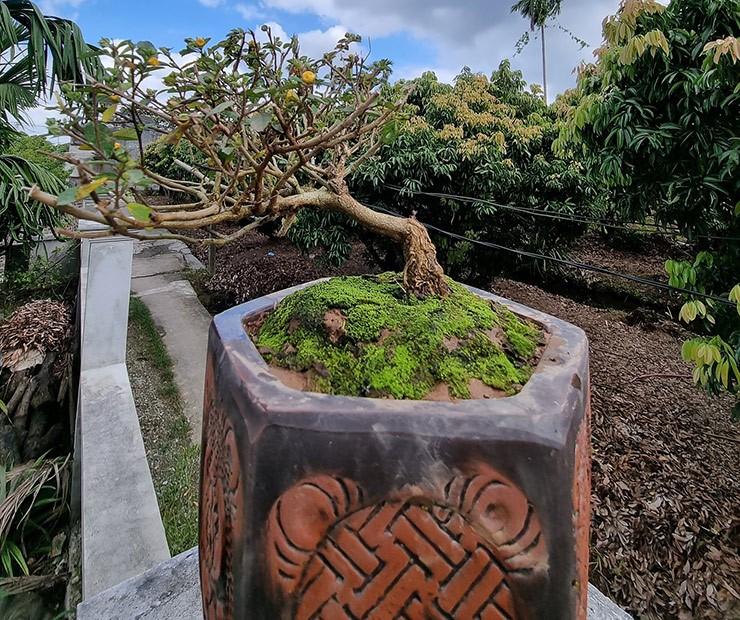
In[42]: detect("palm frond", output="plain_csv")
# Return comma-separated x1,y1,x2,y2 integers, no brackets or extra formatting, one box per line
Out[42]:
0,0,101,99
511,0,563,29
0,152,65,247
0,456,69,577
0,79,36,123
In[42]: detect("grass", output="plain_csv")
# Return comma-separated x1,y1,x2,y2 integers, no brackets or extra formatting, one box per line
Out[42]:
128,296,200,556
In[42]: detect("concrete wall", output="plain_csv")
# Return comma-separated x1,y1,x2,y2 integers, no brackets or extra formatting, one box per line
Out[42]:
76,233,170,600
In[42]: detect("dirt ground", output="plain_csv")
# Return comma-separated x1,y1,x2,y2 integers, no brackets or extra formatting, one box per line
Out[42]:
191,231,739,620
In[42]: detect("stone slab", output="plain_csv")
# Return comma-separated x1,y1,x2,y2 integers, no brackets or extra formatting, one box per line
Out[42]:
79,364,170,599
80,236,133,371
77,548,201,620
78,547,632,620
588,584,633,619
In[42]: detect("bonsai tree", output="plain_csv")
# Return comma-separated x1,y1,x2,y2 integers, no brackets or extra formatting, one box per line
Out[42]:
31,28,449,298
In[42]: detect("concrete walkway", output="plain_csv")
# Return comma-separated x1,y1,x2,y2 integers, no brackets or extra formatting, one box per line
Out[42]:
130,239,211,443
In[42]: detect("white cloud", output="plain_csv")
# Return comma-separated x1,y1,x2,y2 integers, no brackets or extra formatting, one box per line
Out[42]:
257,0,621,95
292,25,354,59
198,0,224,7
235,3,264,20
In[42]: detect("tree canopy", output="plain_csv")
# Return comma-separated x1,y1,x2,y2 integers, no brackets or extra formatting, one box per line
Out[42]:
348,62,602,284
558,0,740,413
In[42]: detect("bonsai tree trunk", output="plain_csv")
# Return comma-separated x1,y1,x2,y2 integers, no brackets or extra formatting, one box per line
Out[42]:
277,189,449,298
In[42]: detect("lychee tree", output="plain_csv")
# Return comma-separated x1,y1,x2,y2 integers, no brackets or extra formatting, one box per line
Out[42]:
556,0,740,417
31,28,450,298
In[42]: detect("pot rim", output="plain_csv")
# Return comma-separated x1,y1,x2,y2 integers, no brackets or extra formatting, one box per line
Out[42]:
210,278,589,447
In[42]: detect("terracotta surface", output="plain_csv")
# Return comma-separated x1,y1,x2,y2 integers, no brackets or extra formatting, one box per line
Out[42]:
265,470,546,619
199,357,244,620
573,394,593,620
199,280,591,619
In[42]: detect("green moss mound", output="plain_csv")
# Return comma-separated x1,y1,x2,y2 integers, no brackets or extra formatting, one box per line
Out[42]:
251,273,545,399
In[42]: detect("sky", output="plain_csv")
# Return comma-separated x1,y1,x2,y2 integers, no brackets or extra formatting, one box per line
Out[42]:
25,0,624,133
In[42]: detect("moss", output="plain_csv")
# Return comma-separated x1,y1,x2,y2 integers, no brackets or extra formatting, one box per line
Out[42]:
252,273,544,400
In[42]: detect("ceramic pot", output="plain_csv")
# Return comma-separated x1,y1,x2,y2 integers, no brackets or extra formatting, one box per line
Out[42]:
199,280,590,620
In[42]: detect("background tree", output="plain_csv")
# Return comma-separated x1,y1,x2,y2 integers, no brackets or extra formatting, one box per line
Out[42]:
557,0,740,416
345,62,602,285
511,0,564,103
0,0,99,265
4,133,66,179
34,29,449,298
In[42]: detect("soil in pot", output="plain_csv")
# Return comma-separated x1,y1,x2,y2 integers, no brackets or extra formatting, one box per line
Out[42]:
244,272,547,401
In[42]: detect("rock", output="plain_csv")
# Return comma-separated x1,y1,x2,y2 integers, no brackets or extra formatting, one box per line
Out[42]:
0,592,53,620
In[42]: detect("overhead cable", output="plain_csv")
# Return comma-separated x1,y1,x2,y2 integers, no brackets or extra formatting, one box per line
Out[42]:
365,201,737,307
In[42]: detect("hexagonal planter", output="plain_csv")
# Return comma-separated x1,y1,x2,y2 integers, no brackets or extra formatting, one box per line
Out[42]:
199,280,590,620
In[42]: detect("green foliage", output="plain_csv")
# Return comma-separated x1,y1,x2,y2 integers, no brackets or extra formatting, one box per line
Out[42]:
559,0,738,233
0,457,69,578
4,133,67,181
0,0,100,137
349,63,602,284
254,273,544,399
560,0,740,412
0,1,97,258
286,209,356,266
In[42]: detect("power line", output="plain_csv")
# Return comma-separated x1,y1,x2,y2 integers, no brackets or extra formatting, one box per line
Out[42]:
383,184,740,243
365,201,737,308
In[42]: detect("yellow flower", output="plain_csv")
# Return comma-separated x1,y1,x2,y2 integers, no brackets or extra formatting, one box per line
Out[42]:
301,70,316,85
114,142,121,149
194,37,207,48
147,57,160,67
285,89,299,103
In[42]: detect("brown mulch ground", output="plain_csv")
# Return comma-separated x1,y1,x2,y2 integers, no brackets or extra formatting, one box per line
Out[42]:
190,230,739,620
492,278,739,620
189,230,379,313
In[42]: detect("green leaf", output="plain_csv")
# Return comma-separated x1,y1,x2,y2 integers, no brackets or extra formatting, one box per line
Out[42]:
720,360,730,388
76,178,109,200
136,40,157,58
7,542,28,576
102,103,118,123
729,285,740,303
208,101,233,116
127,202,152,222
249,112,272,132
56,187,79,206
679,302,697,323
126,169,145,184
112,128,138,141
1,549,11,576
